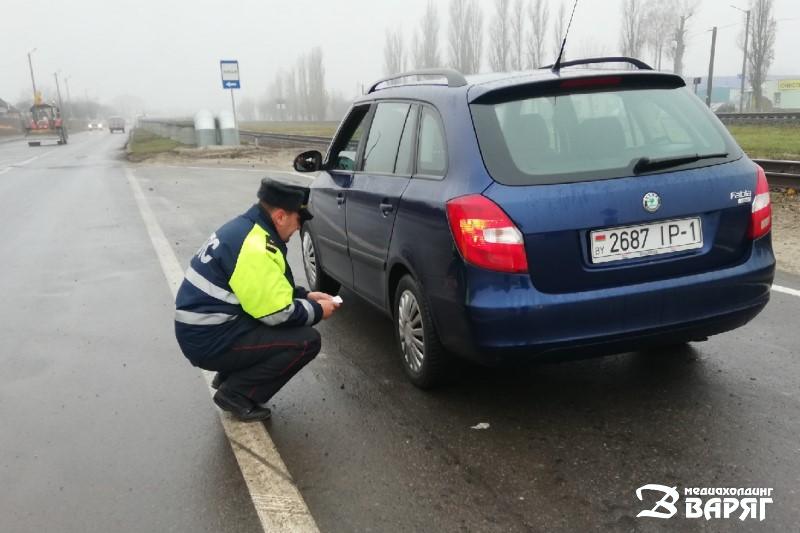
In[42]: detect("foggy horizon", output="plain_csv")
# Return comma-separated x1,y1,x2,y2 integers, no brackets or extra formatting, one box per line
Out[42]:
2,0,799,118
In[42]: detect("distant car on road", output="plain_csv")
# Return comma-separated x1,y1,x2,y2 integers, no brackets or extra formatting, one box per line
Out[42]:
294,58,776,388
108,116,125,133
87,120,103,131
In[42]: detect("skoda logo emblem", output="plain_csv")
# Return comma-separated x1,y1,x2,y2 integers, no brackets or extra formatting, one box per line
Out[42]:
643,192,661,213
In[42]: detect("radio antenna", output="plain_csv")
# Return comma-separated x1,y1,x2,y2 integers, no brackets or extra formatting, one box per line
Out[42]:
552,0,581,73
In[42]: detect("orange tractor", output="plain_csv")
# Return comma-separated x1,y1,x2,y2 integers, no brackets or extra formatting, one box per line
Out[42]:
25,101,68,147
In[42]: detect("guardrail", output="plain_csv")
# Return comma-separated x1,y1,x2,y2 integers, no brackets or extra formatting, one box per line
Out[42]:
754,159,800,188
717,112,800,124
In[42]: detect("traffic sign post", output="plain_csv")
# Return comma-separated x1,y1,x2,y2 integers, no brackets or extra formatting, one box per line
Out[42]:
220,60,240,130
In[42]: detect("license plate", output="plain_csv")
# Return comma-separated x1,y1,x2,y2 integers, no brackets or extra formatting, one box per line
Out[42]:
590,217,703,264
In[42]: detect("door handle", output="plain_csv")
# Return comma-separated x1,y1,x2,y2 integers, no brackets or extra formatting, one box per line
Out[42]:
379,201,394,216
337,193,345,207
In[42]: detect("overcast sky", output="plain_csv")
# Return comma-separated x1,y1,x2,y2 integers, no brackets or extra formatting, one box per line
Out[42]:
2,0,798,116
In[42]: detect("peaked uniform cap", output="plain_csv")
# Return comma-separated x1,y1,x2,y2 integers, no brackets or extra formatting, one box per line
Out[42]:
257,177,313,221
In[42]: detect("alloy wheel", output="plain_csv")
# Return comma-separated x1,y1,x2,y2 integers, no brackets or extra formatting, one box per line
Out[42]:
398,290,425,373
302,232,317,288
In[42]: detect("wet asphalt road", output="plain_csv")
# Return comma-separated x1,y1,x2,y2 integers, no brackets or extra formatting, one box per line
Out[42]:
2,133,799,532
0,133,261,533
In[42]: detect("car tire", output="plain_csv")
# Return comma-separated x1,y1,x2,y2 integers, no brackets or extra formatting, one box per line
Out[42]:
301,227,340,294
394,275,449,389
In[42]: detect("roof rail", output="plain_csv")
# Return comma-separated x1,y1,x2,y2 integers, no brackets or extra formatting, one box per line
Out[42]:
368,68,468,93
540,56,653,72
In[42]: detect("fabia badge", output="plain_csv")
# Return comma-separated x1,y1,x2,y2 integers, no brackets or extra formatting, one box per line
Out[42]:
643,192,661,213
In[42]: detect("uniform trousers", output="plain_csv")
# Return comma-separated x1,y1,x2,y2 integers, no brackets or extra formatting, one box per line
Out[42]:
201,324,322,405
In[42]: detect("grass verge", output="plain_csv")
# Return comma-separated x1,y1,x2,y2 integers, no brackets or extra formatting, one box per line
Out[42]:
239,121,338,137
127,128,184,161
726,125,800,160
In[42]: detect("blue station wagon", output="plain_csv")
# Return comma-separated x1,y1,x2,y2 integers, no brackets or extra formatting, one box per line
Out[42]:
293,58,775,388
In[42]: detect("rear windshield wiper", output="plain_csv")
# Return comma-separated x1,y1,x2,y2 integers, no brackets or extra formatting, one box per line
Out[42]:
632,152,728,174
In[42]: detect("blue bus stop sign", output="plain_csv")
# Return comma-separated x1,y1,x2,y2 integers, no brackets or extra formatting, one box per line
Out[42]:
220,60,240,90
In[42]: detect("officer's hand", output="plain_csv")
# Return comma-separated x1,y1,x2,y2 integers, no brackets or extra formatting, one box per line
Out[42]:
308,291,334,303
319,299,340,319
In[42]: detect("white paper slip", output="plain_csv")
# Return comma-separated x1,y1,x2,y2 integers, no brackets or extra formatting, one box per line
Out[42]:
332,295,343,304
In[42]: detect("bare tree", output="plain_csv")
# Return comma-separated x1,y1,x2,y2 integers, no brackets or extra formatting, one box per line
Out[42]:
526,0,549,68
489,0,512,71
509,0,526,70
295,54,309,120
449,0,484,74
745,0,777,110
552,2,567,62
643,1,674,70
307,47,328,121
664,2,694,76
384,28,407,75
620,0,646,60
413,0,442,68
464,0,484,73
286,70,298,121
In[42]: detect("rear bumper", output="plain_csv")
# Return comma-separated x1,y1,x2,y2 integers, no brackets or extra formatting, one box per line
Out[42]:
437,236,775,363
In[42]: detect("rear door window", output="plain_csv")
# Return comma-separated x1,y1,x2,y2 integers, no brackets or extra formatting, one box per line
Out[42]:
363,102,412,174
471,84,739,185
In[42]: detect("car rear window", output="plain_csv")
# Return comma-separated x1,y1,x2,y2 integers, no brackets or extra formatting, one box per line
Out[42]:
470,84,740,185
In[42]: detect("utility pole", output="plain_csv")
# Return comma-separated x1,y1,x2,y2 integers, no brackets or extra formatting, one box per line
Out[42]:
732,6,751,112
27,48,38,101
706,26,717,108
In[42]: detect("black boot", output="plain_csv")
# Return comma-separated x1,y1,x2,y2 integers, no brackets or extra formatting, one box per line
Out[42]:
213,389,271,422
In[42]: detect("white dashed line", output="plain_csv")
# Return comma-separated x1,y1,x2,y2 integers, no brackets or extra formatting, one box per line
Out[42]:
0,152,52,174
125,167,320,533
773,284,800,298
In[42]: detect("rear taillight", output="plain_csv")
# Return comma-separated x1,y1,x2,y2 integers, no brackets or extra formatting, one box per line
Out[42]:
748,166,771,240
446,194,528,273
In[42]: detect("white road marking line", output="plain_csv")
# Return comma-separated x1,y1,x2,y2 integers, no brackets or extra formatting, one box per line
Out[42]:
773,284,800,298
125,167,320,533
0,151,55,174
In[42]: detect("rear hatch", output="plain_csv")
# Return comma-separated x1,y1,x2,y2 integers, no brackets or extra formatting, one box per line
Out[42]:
470,73,757,293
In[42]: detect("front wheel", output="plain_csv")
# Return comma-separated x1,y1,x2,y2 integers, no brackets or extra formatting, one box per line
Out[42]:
394,275,449,389
301,227,340,294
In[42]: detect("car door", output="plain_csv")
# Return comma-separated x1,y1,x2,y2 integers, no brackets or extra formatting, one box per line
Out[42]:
309,105,371,288
346,102,418,308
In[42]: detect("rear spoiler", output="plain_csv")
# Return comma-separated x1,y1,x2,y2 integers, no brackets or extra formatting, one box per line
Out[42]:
469,72,686,105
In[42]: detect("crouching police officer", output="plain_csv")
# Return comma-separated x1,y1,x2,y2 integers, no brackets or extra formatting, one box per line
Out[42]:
174,178,339,422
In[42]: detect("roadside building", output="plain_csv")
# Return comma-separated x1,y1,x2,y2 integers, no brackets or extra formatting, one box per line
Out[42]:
763,79,800,110
0,98,23,133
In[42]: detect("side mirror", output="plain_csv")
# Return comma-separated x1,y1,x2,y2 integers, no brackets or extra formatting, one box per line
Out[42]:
293,150,323,173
